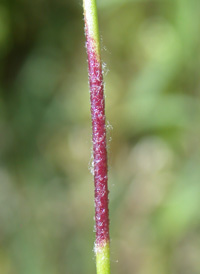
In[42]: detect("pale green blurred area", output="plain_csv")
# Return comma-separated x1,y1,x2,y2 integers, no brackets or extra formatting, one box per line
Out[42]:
0,0,200,273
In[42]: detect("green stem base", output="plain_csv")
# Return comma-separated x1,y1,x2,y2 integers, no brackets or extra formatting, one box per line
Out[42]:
96,242,110,274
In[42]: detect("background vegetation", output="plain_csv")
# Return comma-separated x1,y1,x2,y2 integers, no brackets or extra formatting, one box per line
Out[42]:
0,0,200,273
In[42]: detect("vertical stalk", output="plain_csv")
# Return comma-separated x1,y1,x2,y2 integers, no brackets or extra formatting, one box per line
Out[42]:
83,1,111,274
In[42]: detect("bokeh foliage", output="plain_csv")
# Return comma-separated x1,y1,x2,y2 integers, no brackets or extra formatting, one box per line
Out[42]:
0,0,200,273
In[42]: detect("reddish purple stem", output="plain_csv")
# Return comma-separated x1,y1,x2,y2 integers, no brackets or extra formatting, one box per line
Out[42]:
86,31,110,246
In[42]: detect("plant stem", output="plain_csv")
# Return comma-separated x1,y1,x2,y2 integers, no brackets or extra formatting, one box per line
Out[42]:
83,1,111,274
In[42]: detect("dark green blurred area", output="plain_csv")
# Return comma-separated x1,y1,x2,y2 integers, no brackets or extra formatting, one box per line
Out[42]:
0,0,200,273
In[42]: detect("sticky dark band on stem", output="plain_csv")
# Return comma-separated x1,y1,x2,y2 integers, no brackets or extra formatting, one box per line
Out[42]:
85,24,110,247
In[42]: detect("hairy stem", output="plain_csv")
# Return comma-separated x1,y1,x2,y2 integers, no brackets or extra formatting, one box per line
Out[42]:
83,1,111,274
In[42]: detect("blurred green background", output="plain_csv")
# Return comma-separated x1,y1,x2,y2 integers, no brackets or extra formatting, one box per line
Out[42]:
1,0,200,273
